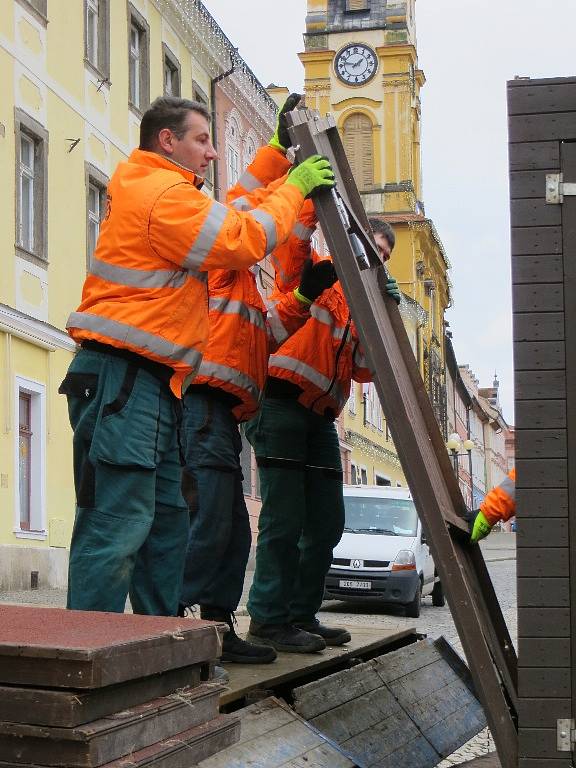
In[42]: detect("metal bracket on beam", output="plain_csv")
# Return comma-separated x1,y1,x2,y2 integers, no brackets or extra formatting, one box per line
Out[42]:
557,718,575,751
546,173,576,204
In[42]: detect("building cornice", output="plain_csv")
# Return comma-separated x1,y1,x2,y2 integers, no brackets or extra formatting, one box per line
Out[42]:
345,430,402,468
0,305,76,352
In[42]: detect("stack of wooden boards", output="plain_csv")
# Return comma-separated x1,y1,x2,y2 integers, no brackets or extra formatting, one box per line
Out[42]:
0,605,240,768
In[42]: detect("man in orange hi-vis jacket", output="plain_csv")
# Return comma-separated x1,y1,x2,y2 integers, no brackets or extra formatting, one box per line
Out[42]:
59,96,335,616
470,468,516,543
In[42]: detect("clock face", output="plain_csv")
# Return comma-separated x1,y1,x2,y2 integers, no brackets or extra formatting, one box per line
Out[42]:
335,44,378,85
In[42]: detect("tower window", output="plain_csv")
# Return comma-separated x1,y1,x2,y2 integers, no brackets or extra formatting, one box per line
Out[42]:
346,0,369,11
342,112,374,191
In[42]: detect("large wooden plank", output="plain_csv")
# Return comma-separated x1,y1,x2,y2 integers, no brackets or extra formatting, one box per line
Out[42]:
517,578,570,608
518,638,570,667
516,548,569,579
514,341,565,370
519,760,573,768
517,698,572,728
517,517,569,544
510,198,561,227
0,665,203,727
0,606,223,689
508,82,576,115
518,607,571,637
513,285,564,313
519,728,565,758
515,458,567,487
510,169,558,199
0,685,223,767
515,488,568,517
511,227,562,256
515,429,566,459
514,371,565,400
512,254,564,284
508,141,560,172
514,312,564,342
509,113,576,143
515,399,566,428
518,668,571,698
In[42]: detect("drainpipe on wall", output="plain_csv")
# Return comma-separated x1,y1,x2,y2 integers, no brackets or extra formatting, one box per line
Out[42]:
210,50,237,201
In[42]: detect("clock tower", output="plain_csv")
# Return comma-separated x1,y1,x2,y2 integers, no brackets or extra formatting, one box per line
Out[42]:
300,0,450,486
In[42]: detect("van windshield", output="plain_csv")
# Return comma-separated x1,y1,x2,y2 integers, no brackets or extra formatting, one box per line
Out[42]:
344,496,418,537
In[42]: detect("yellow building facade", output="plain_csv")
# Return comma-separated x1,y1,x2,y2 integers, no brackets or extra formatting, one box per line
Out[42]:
300,0,450,488
0,0,272,588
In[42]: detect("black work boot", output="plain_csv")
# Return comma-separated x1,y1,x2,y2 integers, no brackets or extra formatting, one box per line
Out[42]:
247,620,326,653
292,617,351,646
200,606,277,665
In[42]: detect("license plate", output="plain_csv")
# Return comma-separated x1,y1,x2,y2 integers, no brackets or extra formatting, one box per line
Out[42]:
339,579,371,590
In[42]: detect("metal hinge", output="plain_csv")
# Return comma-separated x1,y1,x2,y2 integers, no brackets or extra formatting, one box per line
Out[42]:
557,718,576,751
546,173,576,204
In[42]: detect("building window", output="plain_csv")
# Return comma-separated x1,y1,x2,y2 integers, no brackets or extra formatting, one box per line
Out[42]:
18,0,48,22
163,44,180,97
84,0,109,78
348,381,357,415
375,473,391,486
85,164,108,269
360,466,368,485
15,110,48,264
15,378,46,536
243,134,257,171
227,146,240,186
128,5,150,113
346,0,369,10
343,112,374,191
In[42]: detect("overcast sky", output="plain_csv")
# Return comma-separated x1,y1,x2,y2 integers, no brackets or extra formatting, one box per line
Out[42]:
204,0,576,424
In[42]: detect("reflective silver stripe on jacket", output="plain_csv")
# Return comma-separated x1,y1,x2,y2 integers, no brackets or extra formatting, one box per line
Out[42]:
353,345,368,369
196,359,260,401
249,209,277,255
271,254,296,287
499,474,516,500
269,354,345,407
265,299,290,345
90,257,188,289
238,170,261,192
292,222,315,241
310,305,349,341
208,297,266,331
185,201,229,269
67,312,202,369
231,196,251,211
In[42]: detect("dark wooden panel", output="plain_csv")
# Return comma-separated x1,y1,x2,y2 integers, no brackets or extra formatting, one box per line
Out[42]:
510,198,561,227
517,548,569,579
515,371,566,400
514,312,564,342
511,227,562,256
516,429,566,458
510,113,576,143
518,697,571,728
517,518,569,545
518,668,571,698
516,488,568,517
515,399,566,428
518,608,571,637
510,169,558,199
517,578,569,608
519,728,564,758
518,638,570,667
509,141,560,171
514,340,565,370
513,285,564,313
508,83,576,115
519,760,573,768
512,254,564,284
516,458,567,488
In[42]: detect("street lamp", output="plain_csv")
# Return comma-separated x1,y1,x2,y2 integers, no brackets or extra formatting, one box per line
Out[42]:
446,432,474,475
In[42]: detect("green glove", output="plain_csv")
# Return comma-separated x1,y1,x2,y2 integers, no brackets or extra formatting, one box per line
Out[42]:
269,92,302,153
470,510,493,544
295,259,338,304
385,277,401,305
286,155,335,198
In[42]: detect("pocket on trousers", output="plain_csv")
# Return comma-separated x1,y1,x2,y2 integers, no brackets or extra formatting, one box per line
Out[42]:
58,372,99,400
90,366,160,470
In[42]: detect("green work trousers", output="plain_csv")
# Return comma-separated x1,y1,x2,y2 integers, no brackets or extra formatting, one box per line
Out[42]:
245,396,345,625
59,347,189,615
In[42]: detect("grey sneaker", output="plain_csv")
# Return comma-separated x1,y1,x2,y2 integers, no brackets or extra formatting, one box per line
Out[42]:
247,621,326,653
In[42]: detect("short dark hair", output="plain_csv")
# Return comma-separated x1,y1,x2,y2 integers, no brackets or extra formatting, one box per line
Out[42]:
139,97,211,151
368,218,395,250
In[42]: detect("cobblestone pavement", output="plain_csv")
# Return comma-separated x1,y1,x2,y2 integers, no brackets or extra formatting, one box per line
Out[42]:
0,534,515,766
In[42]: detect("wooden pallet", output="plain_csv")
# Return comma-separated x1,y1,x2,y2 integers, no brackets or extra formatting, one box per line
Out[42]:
0,606,224,688
0,685,223,767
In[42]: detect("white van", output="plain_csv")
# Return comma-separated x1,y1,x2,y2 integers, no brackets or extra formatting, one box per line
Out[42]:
324,485,444,617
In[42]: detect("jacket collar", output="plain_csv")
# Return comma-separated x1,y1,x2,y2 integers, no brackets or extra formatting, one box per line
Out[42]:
128,149,204,189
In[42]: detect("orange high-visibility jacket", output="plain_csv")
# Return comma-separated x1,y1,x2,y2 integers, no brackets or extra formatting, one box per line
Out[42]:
66,148,305,397
190,146,315,422
268,233,372,419
480,468,516,526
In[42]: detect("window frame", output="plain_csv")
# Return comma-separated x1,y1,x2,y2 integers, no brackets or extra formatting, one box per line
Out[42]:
192,81,213,188
128,3,150,115
14,377,46,539
162,43,181,97
85,162,109,271
84,0,110,80
16,0,48,25
14,109,49,266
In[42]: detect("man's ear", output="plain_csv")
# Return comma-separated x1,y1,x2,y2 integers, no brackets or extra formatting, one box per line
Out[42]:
157,127,174,155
